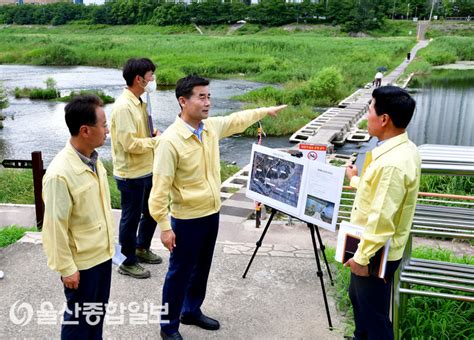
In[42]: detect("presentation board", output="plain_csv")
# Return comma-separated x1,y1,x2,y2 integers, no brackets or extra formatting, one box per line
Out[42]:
246,144,345,232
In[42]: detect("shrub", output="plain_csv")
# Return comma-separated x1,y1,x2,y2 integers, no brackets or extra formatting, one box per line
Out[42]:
307,66,344,103
155,68,185,86
58,90,114,104
14,87,59,100
424,51,457,66
27,45,81,66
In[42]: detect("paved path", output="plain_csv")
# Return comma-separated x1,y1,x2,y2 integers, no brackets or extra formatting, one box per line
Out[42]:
0,209,345,339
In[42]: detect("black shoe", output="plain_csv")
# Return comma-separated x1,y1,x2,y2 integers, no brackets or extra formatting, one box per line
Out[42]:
180,313,220,330
160,330,183,340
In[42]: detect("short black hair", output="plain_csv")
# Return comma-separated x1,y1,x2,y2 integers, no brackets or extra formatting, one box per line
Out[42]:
65,95,104,136
372,86,416,129
175,74,210,102
122,58,156,87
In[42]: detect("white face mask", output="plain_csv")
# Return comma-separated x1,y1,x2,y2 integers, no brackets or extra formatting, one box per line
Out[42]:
144,79,157,93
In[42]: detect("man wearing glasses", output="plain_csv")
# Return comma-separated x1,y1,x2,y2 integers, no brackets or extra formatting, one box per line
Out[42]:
42,95,114,339
110,58,161,279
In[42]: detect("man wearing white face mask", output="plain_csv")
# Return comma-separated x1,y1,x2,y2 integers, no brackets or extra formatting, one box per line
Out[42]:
110,58,161,279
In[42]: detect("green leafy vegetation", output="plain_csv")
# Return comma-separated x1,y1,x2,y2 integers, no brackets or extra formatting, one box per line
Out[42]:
409,69,474,88
0,225,37,248
57,90,115,104
328,246,474,338
0,1,471,29
357,119,368,130
419,175,474,196
241,105,319,137
0,160,240,210
407,36,474,79
14,77,60,100
220,161,240,182
14,87,60,100
0,82,7,129
400,247,474,339
0,169,35,204
0,24,418,137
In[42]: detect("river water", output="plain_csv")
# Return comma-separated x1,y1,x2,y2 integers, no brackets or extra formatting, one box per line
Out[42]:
1,66,472,168
407,82,474,147
0,65,291,167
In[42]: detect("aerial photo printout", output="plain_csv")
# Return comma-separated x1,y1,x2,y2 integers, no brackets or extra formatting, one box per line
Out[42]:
249,150,304,208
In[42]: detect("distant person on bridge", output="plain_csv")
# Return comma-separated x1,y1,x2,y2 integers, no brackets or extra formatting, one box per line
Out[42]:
149,74,287,340
373,71,383,88
110,58,162,279
42,95,114,339
344,86,421,340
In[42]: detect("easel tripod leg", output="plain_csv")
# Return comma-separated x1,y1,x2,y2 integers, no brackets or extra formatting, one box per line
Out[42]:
242,208,277,279
315,225,334,285
308,223,333,329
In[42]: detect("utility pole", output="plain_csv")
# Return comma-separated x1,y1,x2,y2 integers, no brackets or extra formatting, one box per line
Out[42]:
392,0,397,20
407,3,410,20
429,0,436,21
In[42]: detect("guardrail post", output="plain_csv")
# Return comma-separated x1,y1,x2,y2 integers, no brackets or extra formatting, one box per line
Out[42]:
31,151,45,230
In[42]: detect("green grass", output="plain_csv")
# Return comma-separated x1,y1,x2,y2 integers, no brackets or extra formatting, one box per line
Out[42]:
0,25,416,136
57,90,115,104
409,69,474,88
220,161,240,182
406,36,474,79
14,87,60,100
0,169,35,204
0,160,241,209
400,247,474,339
327,246,474,338
419,175,474,196
358,119,368,130
0,225,37,248
240,105,320,137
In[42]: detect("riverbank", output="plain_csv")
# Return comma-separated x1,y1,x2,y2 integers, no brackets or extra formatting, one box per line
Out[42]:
2,23,473,137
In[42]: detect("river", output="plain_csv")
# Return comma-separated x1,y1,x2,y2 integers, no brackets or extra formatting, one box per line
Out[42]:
0,65,291,167
1,65,472,169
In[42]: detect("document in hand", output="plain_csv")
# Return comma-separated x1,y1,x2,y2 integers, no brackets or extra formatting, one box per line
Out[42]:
335,221,390,279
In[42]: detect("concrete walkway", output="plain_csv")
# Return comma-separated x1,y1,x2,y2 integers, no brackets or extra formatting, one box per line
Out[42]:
383,39,430,86
0,203,345,339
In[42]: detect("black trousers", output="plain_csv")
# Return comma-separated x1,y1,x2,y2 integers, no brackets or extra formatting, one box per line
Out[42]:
116,176,157,265
62,259,112,340
348,260,401,340
161,212,219,335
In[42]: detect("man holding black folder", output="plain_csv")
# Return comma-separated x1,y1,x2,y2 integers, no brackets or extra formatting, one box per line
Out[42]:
344,86,421,340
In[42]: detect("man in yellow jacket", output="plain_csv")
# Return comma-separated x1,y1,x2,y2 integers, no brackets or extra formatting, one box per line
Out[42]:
345,86,421,340
149,74,287,340
110,58,161,279
42,95,114,339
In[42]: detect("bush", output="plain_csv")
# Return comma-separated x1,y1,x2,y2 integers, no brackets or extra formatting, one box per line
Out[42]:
0,83,8,110
358,119,367,130
155,68,185,86
14,87,60,100
424,51,457,66
58,90,114,104
307,66,344,103
27,45,80,66
29,88,60,100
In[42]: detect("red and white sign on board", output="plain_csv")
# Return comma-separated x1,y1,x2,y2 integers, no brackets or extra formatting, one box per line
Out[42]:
298,143,327,163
